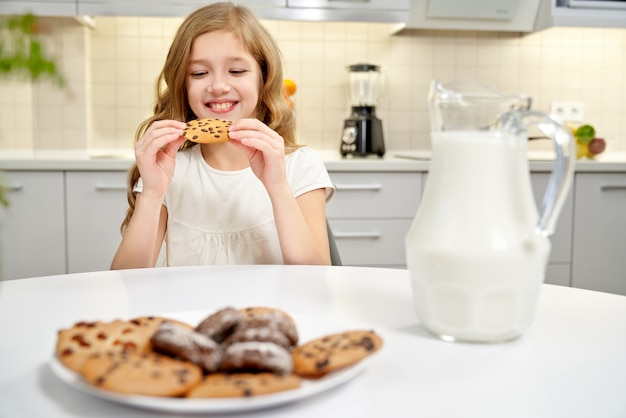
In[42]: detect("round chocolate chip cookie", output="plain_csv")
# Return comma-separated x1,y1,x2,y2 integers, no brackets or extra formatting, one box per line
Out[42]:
183,118,232,144
80,350,202,397
291,330,383,378
56,316,192,373
186,372,301,398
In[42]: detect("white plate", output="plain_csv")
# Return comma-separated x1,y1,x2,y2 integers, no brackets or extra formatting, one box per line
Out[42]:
50,311,372,414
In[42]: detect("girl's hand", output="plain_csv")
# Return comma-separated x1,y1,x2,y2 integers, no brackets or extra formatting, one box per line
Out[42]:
134,120,187,198
228,118,289,193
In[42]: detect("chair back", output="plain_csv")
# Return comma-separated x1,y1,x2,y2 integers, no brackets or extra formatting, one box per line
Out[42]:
326,220,342,266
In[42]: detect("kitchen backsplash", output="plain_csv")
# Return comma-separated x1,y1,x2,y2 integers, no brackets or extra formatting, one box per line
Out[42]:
1,16,625,153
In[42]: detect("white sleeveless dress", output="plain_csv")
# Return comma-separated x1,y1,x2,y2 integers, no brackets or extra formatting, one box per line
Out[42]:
153,145,334,266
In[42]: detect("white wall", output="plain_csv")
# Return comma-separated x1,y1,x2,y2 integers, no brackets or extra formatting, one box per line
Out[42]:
1,17,625,153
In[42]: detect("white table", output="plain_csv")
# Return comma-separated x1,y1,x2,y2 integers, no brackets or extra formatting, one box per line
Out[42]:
1,265,625,417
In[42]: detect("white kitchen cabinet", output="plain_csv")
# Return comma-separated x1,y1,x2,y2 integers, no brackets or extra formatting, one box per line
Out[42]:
65,171,127,273
287,0,408,11
0,171,66,280
285,0,409,22
571,173,626,296
328,218,414,267
0,1,77,16
326,171,421,268
399,0,551,32
77,0,286,17
552,0,626,29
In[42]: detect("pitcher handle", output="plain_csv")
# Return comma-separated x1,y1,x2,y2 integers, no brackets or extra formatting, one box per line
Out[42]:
500,111,576,236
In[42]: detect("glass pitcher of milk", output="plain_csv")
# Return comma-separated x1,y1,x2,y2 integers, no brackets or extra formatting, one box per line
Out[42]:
405,80,575,343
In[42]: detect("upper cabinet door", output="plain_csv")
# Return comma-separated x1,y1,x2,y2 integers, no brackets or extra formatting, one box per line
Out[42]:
77,0,200,16
552,0,626,28
7,0,407,22
0,1,77,16
287,0,409,10
399,0,551,32
76,1,286,17
285,0,409,21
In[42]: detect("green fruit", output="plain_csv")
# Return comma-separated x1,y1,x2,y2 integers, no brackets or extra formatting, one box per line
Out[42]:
575,124,596,143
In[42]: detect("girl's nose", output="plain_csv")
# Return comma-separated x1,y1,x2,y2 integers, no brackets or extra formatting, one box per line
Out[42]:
208,75,230,94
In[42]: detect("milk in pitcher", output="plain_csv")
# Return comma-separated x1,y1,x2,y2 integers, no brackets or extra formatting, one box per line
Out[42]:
405,131,551,342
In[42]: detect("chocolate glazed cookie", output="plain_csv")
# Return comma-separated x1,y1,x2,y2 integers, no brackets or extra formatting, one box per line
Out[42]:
150,322,223,373
223,326,292,351
220,341,294,375
239,307,299,347
196,307,244,343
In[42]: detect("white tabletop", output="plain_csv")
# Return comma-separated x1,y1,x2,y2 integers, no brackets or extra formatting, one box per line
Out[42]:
1,265,625,417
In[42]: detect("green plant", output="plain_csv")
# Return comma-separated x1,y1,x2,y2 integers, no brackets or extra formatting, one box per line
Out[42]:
0,14,67,208
0,13,66,87
0,184,6,207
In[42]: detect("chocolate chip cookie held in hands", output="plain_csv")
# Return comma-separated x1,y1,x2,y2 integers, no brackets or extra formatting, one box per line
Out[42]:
110,2,334,270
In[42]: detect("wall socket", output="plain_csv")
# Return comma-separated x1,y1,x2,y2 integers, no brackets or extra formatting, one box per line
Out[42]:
550,101,585,123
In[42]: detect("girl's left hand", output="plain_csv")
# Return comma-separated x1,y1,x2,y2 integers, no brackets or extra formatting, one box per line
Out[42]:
228,118,288,193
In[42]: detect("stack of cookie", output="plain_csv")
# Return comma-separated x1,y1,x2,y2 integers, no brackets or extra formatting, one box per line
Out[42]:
55,306,383,398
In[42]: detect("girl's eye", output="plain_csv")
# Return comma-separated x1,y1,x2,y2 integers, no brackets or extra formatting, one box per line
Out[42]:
230,69,247,75
190,71,207,78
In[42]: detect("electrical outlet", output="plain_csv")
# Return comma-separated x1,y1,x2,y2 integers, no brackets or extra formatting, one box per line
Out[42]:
550,101,585,123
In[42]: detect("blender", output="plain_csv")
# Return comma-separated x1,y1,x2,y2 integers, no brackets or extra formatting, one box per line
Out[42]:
340,63,385,157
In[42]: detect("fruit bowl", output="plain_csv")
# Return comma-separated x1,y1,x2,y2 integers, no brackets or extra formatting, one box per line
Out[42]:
571,124,606,160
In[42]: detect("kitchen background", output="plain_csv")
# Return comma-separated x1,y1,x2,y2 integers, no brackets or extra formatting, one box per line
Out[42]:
1,15,625,153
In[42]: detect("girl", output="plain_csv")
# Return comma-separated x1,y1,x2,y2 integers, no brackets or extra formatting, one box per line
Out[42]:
111,2,334,269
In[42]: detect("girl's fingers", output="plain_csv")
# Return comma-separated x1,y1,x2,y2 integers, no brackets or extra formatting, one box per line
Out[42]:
162,136,187,156
229,118,279,139
229,127,283,147
136,122,186,154
137,129,182,148
150,119,187,131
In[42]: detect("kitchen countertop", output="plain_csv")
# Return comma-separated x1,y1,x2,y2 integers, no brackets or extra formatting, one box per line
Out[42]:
1,149,626,172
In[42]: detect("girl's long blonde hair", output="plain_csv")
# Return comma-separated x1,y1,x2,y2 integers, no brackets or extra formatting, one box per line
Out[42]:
120,2,298,234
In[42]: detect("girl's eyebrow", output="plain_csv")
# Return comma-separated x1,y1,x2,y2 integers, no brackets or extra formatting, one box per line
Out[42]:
188,57,252,66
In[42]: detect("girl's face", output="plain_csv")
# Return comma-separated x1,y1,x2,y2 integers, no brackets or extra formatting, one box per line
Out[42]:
186,31,260,122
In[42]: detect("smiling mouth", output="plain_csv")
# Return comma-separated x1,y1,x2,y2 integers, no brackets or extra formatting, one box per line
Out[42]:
208,102,237,110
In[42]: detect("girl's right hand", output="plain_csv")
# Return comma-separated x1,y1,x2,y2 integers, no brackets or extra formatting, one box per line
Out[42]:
134,120,187,198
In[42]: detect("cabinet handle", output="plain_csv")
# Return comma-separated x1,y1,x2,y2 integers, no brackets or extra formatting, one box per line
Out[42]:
601,185,626,191
334,231,381,239
334,184,382,191
5,184,23,192
94,184,127,191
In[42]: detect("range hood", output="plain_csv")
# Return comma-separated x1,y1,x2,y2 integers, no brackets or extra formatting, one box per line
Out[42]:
394,0,551,32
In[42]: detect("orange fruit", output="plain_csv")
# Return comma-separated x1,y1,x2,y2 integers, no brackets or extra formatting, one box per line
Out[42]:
283,79,297,96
